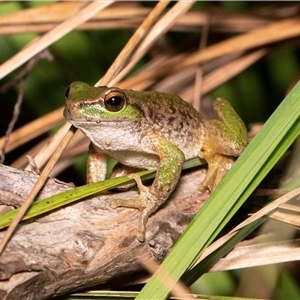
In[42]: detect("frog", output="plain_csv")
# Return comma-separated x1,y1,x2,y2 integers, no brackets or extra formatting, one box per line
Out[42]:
64,81,248,242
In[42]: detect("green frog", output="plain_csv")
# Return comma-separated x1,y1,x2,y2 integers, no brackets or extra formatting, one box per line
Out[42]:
64,81,248,242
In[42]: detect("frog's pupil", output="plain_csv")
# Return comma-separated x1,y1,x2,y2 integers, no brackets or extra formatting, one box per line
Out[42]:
105,94,125,112
108,96,121,106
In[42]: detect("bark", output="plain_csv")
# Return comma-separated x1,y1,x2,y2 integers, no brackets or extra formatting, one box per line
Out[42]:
0,164,208,300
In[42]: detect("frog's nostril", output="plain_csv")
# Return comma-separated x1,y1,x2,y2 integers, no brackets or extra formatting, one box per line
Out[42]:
65,86,71,99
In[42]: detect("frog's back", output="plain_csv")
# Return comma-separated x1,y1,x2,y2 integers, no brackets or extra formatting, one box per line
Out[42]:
125,89,205,159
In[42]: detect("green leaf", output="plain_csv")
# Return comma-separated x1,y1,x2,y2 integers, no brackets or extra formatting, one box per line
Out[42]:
135,82,300,300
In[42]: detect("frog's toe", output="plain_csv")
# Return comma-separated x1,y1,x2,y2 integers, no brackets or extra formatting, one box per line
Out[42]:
198,180,213,192
198,169,216,192
128,173,148,193
108,195,149,242
199,153,236,191
108,193,148,210
198,167,226,192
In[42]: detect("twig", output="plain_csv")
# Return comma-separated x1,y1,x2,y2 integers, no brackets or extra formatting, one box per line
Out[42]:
0,79,26,164
0,50,52,94
0,50,53,163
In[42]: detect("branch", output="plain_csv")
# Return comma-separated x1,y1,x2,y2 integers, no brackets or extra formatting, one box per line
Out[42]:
0,164,208,299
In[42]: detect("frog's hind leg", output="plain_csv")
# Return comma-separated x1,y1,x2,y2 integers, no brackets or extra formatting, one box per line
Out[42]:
198,150,235,192
198,99,248,191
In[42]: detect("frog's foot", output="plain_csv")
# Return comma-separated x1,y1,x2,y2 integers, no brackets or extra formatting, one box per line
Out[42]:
108,173,159,242
198,151,235,191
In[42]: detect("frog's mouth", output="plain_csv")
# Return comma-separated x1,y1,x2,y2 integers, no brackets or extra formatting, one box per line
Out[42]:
64,109,135,135
63,106,134,125
63,106,73,122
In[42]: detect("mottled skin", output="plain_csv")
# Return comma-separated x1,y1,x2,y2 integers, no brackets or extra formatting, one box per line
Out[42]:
64,81,248,242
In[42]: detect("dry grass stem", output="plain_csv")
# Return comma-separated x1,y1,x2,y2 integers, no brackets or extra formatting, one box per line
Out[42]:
193,187,300,267
115,16,300,88
24,122,75,171
11,129,87,170
200,48,268,95
255,189,294,196
0,4,276,35
178,17,300,70
110,1,195,86
233,187,300,232
0,107,64,154
279,203,300,213
117,11,292,93
97,1,169,86
211,238,300,272
0,1,113,80
269,210,300,227
192,13,209,108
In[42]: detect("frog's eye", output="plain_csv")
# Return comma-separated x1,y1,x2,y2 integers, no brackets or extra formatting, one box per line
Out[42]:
104,90,126,112
65,86,71,99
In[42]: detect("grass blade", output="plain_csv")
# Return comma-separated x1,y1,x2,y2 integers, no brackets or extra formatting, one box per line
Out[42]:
136,82,300,299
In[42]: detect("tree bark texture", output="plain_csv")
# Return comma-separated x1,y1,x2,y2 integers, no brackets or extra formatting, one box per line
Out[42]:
0,164,208,299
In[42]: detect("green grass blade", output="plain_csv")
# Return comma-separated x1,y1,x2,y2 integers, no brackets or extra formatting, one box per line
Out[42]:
62,290,265,299
0,158,204,229
136,82,300,300
0,170,150,229
182,218,264,286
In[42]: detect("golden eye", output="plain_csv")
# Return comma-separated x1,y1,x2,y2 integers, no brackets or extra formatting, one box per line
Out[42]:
104,90,126,112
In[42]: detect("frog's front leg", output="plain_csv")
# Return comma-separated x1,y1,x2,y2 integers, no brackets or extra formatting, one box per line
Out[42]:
109,135,185,242
87,143,108,183
199,98,248,191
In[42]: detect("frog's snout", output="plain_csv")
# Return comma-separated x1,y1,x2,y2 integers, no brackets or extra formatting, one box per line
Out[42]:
63,105,71,121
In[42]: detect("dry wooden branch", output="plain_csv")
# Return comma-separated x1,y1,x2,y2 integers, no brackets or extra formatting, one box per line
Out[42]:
0,164,208,300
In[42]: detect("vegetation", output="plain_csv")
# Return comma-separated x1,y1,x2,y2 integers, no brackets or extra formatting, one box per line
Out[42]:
0,1,300,299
